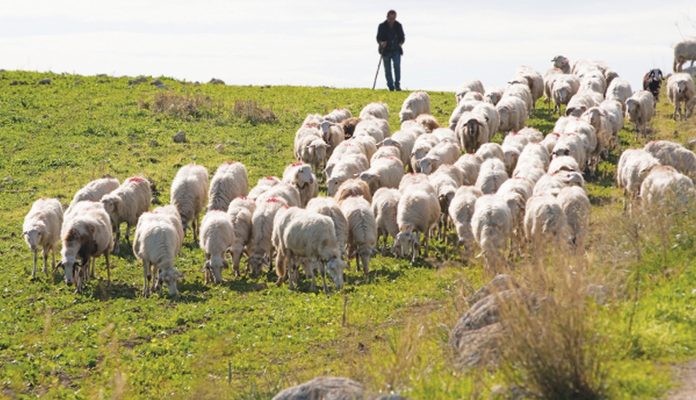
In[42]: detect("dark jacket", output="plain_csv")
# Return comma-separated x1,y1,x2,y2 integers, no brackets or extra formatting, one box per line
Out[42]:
376,20,405,55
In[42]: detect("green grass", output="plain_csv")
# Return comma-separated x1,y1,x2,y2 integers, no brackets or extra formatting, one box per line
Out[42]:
1,70,696,399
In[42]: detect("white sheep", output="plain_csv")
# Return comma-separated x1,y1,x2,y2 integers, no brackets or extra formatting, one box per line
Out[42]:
496,96,528,132
334,178,373,204
581,106,614,157
455,110,490,154
455,80,485,103
540,132,560,155
399,91,431,122
503,83,534,115
58,201,113,292
371,188,401,254
169,165,208,242
605,78,632,109
625,90,655,135
599,99,624,136
523,194,568,255
471,194,512,272
551,74,581,115
533,171,585,197
248,196,288,276
359,102,389,120
551,133,587,172
67,175,119,214
399,172,436,196
514,66,544,107
352,135,378,160
133,207,184,297
557,186,590,254
247,176,281,202
294,126,329,172
339,196,377,275
566,90,602,117
429,164,464,239
354,118,389,143
475,143,505,163
418,141,461,175
640,165,695,211
484,87,505,106
548,155,580,174
371,145,402,164
306,197,349,259
673,39,696,72
644,140,696,181
667,73,696,120
475,158,508,194
454,154,482,186
23,198,63,278
319,120,345,156
227,196,255,276
257,182,302,208
409,132,440,172
448,99,482,130
101,176,152,253
432,127,459,144
448,186,483,261
394,188,440,262
617,149,660,210
199,210,236,284
323,108,352,123
516,142,550,173
415,114,440,132
380,129,416,168
359,156,404,194
325,140,364,178
326,153,370,196
282,162,318,207
400,120,427,137
207,162,248,211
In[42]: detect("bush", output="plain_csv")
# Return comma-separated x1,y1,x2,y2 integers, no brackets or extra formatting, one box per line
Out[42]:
143,92,215,119
232,100,277,125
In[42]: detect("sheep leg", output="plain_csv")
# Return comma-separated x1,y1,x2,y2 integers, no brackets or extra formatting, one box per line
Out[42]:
113,228,121,254
232,249,241,277
125,224,131,244
31,249,38,279
423,231,430,258
104,253,111,287
321,264,329,294
143,260,151,297
49,248,55,276
42,248,48,276
355,251,360,273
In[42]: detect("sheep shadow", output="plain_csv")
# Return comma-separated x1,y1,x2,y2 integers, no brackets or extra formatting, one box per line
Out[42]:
220,276,270,293
84,280,138,301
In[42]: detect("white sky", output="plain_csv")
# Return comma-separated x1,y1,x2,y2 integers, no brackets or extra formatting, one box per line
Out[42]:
1,0,695,92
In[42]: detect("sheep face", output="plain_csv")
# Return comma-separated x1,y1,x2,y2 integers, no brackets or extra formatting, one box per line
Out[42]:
419,158,435,175
484,92,502,105
23,228,42,250
294,165,314,188
566,106,586,118
626,100,640,122
325,257,346,289
394,226,417,259
57,257,78,286
101,196,122,229
399,110,415,123
358,172,379,193
159,267,181,297
326,177,341,196
205,256,227,284
247,254,268,277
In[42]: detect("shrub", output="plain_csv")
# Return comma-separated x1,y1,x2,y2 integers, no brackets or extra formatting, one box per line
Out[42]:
143,92,215,119
232,100,277,125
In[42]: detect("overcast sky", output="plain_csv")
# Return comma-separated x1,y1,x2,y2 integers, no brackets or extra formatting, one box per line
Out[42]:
1,0,695,92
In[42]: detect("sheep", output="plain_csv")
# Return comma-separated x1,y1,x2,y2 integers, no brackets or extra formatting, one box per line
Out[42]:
273,207,346,292
513,165,546,185
599,99,624,136
513,66,544,107
58,201,113,292
169,165,207,243
400,120,427,137
616,149,660,210
334,178,373,204
323,108,352,124
496,96,527,132
325,140,365,178
516,142,550,173
432,127,459,144
133,207,184,297
380,129,416,168
498,176,534,204
484,87,505,106
454,154,482,186
371,145,402,164
399,91,431,122
448,186,483,261
579,71,607,95
247,176,281,202
475,143,505,163
429,164,464,238
371,188,401,253
551,133,588,172
399,173,436,197
257,182,302,208
23,198,63,278
552,55,571,73
248,196,288,276
226,197,255,276
667,73,696,120
199,210,236,284
581,106,614,157
475,158,509,195
306,197,349,259
410,134,440,173
644,140,696,181
359,156,404,194
471,194,512,272
642,68,664,101
455,80,485,103
566,90,602,117
626,90,655,136
640,165,695,212
207,162,248,212
551,74,580,115
673,39,696,72
359,102,389,120
341,117,360,139
282,163,318,207
548,155,580,175
354,118,389,143
415,113,439,132
503,83,534,115
339,196,377,275
557,186,590,254
319,120,345,156
501,145,520,176
472,102,501,136
462,91,484,101
394,189,440,262
294,127,329,173
540,132,560,155
448,99,482,130
67,175,119,214
326,153,370,196
352,135,378,161
102,176,152,253
524,194,568,255
533,171,585,197
455,110,489,153
418,141,461,175
605,78,633,109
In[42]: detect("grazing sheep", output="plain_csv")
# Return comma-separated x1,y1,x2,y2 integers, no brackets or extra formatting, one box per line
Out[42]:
533,171,585,197
551,74,581,115
540,132,560,155
207,162,249,211
248,197,288,276
199,210,236,284
294,127,329,173
258,182,302,208
514,66,544,107
394,189,440,262
496,96,528,132
599,99,624,136
667,72,696,120
326,153,370,196
552,133,588,172
58,201,113,292
513,165,546,185
673,40,696,72
339,197,377,275
418,141,461,175
371,188,401,253
169,165,208,242
580,71,607,95
341,117,360,139
455,80,485,103
354,118,389,143
617,149,660,210
399,173,436,196
359,156,404,194
102,176,152,253
415,113,439,132
605,78,633,109
282,163,318,207
516,142,550,172
380,129,416,168
67,175,119,214
319,120,345,156
548,155,580,174
432,127,459,144
524,194,568,255
429,165,464,238
359,102,389,120
448,186,483,261
581,106,614,157
23,198,63,278
503,83,534,115
626,90,655,136
227,197,255,276
247,176,281,202
557,186,590,254
334,178,373,204
400,120,428,137
399,91,431,122
325,140,365,178
454,154,483,186
640,165,695,211
644,140,696,181
306,197,349,259
133,207,184,297
471,194,512,272
410,134,442,171
352,135,378,161
476,158,509,194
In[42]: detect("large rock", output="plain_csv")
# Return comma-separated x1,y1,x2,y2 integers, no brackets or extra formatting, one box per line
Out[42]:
173,130,187,143
273,377,364,400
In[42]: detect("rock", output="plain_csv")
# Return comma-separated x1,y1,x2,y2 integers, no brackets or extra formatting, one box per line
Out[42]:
173,131,187,143
209,78,225,85
151,79,166,89
129,76,148,85
467,274,518,305
273,377,364,400
9,80,27,86
215,143,225,153
38,78,52,85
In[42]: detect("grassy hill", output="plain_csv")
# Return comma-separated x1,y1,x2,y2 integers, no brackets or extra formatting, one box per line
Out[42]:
1,70,695,399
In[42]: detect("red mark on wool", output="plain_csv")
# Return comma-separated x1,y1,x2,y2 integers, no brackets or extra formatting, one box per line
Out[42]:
128,177,145,183
291,162,303,166
266,197,282,204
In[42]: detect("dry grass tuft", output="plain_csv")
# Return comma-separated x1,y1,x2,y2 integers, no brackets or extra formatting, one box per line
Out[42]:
232,100,278,125
141,92,216,119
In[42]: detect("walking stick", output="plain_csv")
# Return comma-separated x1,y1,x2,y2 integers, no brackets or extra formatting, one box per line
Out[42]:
371,55,382,90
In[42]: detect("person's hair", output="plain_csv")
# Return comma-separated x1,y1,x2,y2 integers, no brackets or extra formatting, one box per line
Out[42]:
387,10,396,17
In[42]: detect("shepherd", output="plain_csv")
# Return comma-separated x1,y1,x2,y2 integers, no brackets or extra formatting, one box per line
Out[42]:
376,10,405,91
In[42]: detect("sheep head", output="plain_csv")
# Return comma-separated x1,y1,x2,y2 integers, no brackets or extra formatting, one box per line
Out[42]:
22,227,43,250
325,257,346,290
159,267,182,297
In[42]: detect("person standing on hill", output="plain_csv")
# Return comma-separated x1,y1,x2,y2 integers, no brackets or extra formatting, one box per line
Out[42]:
376,10,405,91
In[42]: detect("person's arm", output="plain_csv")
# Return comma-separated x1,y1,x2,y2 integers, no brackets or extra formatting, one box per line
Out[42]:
398,23,405,45
377,23,387,49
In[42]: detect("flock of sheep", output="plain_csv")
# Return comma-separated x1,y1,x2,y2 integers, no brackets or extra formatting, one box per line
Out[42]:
21,53,696,297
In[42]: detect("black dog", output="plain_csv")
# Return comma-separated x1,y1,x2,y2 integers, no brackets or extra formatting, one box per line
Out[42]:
642,68,664,101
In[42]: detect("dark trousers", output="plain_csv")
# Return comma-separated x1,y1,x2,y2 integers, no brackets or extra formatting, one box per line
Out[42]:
382,51,401,90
